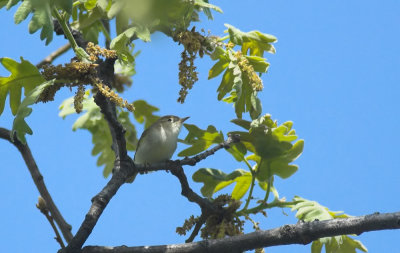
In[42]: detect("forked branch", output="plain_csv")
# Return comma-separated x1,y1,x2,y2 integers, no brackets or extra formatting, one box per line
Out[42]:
0,127,73,243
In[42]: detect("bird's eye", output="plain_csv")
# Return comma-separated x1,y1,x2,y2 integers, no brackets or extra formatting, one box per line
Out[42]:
168,118,172,122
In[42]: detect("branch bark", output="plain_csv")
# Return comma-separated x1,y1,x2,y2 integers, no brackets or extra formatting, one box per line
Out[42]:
63,57,135,252
81,211,400,253
0,127,73,243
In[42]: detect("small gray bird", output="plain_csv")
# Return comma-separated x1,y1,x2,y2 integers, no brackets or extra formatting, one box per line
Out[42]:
127,115,189,182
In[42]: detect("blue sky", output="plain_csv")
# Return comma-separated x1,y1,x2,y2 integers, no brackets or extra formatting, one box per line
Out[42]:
0,1,399,252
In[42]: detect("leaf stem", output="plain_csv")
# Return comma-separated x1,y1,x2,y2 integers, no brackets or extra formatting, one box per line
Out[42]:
72,1,81,7
263,175,272,202
239,158,256,212
243,158,253,171
242,172,255,211
99,20,112,44
236,200,298,216
52,8,79,51
218,35,229,41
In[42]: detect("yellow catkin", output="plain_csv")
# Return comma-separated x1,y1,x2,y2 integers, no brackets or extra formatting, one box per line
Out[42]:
95,82,135,112
235,51,263,91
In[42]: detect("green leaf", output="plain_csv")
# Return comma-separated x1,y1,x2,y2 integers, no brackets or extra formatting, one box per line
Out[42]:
14,0,31,23
71,6,104,44
311,235,367,253
194,0,222,13
225,23,277,45
5,0,21,10
269,161,298,179
11,80,55,144
292,197,367,253
13,0,67,44
82,0,97,10
0,57,45,115
242,40,276,57
249,92,262,119
245,55,270,73
210,46,227,61
311,240,323,253
97,0,110,11
193,168,251,200
194,0,222,20
208,58,229,79
292,196,350,222
110,29,135,62
226,141,247,162
132,100,159,128
107,0,124,19
0,0,8,9
55,0,72,14
216,68,234,100
25,0,54,45
231,118,251,130
178,124,224,157
230,115,303,181
110,26,148,71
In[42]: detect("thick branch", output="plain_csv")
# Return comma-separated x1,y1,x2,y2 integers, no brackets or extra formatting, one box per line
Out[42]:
81,211,400,253
93,58,128,160
63,57,134,253
0,128,73,243
63,159,134,252
170,166,219,214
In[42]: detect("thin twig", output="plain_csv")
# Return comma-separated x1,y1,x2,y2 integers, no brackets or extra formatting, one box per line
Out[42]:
36,196,66,248
36,43,71,68
185,215,206,243
81,211,400,253
0,128,73,243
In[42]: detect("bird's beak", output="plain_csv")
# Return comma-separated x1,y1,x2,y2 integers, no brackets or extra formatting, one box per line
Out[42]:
180,116,190,123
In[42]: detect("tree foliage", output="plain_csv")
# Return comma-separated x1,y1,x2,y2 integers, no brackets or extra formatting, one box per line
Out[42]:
0,1,378,252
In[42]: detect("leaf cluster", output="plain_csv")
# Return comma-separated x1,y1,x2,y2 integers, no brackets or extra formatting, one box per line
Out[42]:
209,24,277,119
292,197,368,253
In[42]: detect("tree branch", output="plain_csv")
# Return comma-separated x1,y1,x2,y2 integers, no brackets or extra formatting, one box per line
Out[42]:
36,43,71,68
81,211,400,253
171,166,218,213
186,215,206,243
0,127,73,243
63,159,134,252
93,58,128,160
36,196,66,248
63,57,135,252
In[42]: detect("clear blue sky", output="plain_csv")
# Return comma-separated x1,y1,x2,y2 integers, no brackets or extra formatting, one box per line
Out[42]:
1,1,399,252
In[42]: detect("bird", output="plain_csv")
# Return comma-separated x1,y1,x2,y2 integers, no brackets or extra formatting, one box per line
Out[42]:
127,115,189,182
